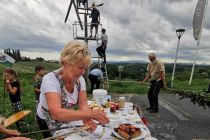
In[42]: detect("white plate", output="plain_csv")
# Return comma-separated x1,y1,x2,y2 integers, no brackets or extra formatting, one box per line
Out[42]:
112,124,147,140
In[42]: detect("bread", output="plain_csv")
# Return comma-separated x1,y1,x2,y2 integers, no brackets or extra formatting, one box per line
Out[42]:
114,124,142,139
131,130,142,139
118,129,130,140
91,106,104,111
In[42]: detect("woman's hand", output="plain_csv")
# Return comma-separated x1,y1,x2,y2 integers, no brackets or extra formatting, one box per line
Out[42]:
83,119,97,131
4,137,31,140
5,129,20,136
5,79,10,85
91,110,109,125
139,81,145,84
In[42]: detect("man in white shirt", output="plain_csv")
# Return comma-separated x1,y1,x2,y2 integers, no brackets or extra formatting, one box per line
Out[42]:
88,68,103,94
96,28,108,63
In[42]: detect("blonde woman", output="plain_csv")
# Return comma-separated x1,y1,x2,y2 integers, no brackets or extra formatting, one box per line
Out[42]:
36,41,109,138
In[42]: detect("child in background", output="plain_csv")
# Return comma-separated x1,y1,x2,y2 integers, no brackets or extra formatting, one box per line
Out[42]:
3,68,23,131
33,65,45,109
4,68,22,113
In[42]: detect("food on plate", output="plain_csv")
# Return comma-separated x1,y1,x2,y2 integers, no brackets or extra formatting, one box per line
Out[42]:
91,106,104,111
89,102,104,111
118,129,130,139
131,130,142,139
56,137,64,140
114,124,142,140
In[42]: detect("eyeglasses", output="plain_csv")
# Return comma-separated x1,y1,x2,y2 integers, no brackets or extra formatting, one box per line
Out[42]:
149,57,155,60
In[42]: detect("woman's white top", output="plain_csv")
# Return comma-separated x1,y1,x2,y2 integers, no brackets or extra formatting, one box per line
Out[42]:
37,69,86,119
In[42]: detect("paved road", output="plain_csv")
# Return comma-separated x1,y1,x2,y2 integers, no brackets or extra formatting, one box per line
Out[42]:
111,93,210,140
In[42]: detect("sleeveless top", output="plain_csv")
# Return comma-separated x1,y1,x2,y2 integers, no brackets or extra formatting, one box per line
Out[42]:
42,71,81,134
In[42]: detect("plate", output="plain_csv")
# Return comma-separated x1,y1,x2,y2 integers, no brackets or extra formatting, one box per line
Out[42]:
112,124,147,140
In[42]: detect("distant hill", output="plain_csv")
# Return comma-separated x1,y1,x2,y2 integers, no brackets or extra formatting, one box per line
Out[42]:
1,60,210,90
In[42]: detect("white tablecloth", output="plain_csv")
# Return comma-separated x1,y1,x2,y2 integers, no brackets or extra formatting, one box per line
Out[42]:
56,102,155,140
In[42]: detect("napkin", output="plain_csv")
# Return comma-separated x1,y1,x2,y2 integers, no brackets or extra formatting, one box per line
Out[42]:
144,136,158,140
91,125,103,137
53,120,84,136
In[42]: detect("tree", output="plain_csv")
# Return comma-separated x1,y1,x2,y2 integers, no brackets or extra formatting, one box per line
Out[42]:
4,48,21,61
35,57,44,61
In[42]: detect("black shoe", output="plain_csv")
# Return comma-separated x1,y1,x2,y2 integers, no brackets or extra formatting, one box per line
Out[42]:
89,35,93,38
149,109,159,113
146,107,152,111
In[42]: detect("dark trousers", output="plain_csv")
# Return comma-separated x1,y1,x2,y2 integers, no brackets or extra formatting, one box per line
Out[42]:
148,80,163,111
36,115,52,138
88,74,101,94
96,43,106,63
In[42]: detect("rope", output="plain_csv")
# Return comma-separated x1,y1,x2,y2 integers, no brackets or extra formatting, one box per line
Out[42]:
108,79,150,85
42,126,90,140
20,126,71,136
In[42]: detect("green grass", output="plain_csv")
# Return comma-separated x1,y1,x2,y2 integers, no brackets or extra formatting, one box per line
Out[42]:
108,81,149,94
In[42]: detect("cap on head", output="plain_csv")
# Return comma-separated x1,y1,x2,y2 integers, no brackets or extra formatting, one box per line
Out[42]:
148,52,156,57
92,2,96,8
102,28,106,32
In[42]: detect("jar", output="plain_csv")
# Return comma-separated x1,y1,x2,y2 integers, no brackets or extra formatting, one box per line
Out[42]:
119,97,125,108
106,99,110,108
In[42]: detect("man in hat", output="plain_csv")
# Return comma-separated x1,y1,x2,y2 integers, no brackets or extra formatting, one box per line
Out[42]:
96,28,108,63
89,2,100,38
140,52,167,113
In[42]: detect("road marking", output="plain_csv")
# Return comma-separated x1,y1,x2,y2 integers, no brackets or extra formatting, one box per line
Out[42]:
160,97,191,117
159,99,189,121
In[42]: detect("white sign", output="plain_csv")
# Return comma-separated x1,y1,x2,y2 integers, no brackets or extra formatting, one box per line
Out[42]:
0,52,15,63
193,0,207,40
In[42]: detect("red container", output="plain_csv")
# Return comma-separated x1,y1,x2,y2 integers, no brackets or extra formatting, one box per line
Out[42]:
110,103,116,113
115,103,119,110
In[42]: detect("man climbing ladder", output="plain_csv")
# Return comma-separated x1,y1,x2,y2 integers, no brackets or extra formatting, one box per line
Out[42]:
96,28,108,63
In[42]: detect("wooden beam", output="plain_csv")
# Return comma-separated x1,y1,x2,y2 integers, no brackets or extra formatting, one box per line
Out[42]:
4,110,31,128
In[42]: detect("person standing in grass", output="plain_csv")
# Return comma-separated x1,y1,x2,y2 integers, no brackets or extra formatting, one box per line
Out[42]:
33,65,45,109
3,68,23,129
140,52,166,113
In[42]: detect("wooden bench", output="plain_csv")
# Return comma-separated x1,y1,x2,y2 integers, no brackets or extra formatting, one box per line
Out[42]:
3,110,31,128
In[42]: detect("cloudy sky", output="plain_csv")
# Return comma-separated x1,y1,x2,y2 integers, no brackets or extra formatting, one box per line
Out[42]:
0,0,210,64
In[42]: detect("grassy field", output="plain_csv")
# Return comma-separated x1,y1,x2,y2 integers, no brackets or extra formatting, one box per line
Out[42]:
0,61,209,139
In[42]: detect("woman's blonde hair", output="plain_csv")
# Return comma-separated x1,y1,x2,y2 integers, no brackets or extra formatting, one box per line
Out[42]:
60,41,91,66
